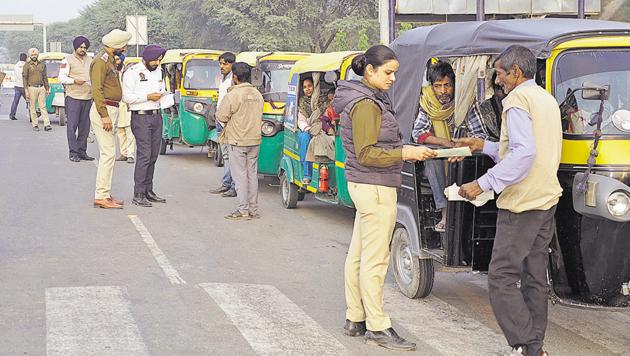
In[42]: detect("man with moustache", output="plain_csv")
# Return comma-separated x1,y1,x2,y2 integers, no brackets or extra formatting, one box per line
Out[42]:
90,29,132,209
59,36,94,162
122,45,168,207
23,48,51,131
411,61,456,232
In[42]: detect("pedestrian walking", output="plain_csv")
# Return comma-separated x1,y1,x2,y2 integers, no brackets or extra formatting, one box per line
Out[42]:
23,48,51,131
333,45,436,351
122,45,168,208
209,52,237,198
89,29,132,209
115,54,136,164
457,45,562,356
9,53,28,121
59,36,94,162
216,62,264,220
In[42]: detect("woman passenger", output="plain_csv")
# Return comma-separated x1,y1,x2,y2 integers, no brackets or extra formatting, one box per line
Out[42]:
333,45,436,351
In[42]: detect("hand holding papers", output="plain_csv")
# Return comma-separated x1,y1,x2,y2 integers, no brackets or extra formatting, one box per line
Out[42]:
444,183,494,207
434,146,472,158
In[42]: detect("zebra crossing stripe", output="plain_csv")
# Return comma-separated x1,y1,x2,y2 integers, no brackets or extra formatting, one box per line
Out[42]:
46,286,149,356
384,284,507,356
199,283,348,356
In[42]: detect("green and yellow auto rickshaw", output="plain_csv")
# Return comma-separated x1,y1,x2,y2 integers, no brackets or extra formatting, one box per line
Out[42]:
214,51,311,174
160,49,223,155
122,56,142,71
38,52,68,126
278,51,361,209
389,19,630,309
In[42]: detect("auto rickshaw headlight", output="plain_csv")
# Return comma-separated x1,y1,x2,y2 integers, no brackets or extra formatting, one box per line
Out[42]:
612,109,630,132
193,102,205,113
607,191,630,217
261,121,276,136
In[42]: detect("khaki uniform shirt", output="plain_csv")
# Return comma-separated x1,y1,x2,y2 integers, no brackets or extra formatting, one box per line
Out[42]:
90,50,122,118
23,60,49,91
216,82,264,146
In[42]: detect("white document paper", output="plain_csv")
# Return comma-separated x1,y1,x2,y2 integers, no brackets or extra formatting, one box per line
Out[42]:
434,147,472,158
160,93,174,109
444,183,494,207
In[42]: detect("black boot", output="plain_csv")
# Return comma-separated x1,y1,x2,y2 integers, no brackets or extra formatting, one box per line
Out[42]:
365,327,416,351
146,191,166,203
132,193,152,207
343,319,366,337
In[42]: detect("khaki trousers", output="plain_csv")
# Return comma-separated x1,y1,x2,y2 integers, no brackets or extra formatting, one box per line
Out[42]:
345,182,397,331
116,126,136,158
90,103,119,199
28,86,50,127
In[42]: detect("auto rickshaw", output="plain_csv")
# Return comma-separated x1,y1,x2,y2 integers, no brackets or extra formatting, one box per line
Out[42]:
122,56,142,71
37,52,68,126
160,49,223,155
278,51,362,209
389,18,630,309
210,51,311,173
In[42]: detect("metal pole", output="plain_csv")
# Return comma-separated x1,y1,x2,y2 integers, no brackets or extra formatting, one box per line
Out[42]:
578,0,585,19
42,23,47,52
388,0,396,43
379,0,389,44
476,0,485,21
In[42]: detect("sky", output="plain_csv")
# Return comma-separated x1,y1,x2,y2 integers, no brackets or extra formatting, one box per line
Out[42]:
2,0,97,23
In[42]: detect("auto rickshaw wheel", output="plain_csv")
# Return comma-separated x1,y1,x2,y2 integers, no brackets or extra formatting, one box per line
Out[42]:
58,107,66,126
213,142,224,167
297,191,306,201
391,226,434,299
280,172,298,209
160,139,168,155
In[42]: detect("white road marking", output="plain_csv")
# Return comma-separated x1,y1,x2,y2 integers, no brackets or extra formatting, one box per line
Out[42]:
200,283,348,356
128,214,186,285
46,286,149,356
384,284,507,356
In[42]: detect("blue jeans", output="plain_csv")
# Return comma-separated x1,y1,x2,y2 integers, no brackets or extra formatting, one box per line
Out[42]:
424,159,448,210
220,143,235,190
10,86,26,118
298,131,312,180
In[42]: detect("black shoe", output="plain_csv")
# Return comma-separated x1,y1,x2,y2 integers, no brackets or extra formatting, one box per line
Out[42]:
9,116,17,121
44,125,52,131
79,154,95,161
343,319,366,337
132,194,152,207
221,189,237,197
127,157,135,164
69,156,80,162
210,186,230,194
146,191,166,203
33,126,40,131
365,327,416,351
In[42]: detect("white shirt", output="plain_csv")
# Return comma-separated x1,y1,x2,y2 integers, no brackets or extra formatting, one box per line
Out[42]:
14,61,25,88
122,62,166,111
217,72,232,108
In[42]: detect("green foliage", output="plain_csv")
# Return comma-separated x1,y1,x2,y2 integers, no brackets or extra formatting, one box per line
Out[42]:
397,22,413,37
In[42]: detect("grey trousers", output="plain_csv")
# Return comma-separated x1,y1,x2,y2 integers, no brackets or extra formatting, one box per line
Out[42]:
66,97,92,157
488,206,557,356
130,112,163,195
228,145,260,214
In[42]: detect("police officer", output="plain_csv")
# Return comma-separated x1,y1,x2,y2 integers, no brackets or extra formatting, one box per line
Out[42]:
23,48,51,131
90,29,132,209
122,44,168,207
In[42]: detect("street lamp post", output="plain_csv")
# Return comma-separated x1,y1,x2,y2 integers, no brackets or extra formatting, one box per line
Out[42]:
578,0,586,19
477,0,485,21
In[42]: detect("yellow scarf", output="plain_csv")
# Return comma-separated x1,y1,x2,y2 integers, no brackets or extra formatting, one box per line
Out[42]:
419,85,454,140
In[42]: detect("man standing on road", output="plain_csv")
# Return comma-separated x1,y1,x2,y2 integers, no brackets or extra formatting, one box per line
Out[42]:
115,54,136,164
216,62,264,220
23,48,51,132
90,29,132,209
458,45,562,356
209,52,237,198
122,45,168,208
9,53,27,121
59,36,94,162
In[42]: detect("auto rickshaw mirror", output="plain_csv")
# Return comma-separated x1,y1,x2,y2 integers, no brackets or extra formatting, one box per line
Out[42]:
581,82,610,100
324,71,338,84
251,67,263,87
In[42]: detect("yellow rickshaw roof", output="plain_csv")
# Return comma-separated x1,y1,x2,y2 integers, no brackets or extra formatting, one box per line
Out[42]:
125,56,142,63
161,49,222,64
289,51,361,76
38,52,70,61
236,51,312,66
183,51,224,62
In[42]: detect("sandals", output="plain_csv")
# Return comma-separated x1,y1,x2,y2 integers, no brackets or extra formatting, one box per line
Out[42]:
434,220,446,232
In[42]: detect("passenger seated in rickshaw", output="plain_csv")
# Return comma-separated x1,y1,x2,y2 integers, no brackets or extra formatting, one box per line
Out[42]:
321,88,339,135
464,73,505,142
297,77,329,183
411,61,455,232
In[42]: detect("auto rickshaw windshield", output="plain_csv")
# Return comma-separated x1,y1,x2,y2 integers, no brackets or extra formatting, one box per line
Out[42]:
259,61,292,101
555,49,630,135
183,59,221,90
44,60,61,78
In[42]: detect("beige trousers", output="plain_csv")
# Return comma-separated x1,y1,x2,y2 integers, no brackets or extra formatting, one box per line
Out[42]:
90,103,120,199
345,182,398,331
116,126,136,158
28,86,50,127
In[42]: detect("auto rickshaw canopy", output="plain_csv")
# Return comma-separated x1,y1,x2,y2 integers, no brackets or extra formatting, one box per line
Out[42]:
289,51,362,77
390,18,630,143
161,49,222,65
236,51,313,67
38,52,69,61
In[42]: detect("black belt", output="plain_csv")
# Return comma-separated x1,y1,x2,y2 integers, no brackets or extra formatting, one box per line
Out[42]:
28,84,44,87
131,109,161,115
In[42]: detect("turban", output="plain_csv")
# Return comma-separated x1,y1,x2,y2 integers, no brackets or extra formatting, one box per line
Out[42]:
141,44,166,62
73,36,90,50
102,29,132,49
